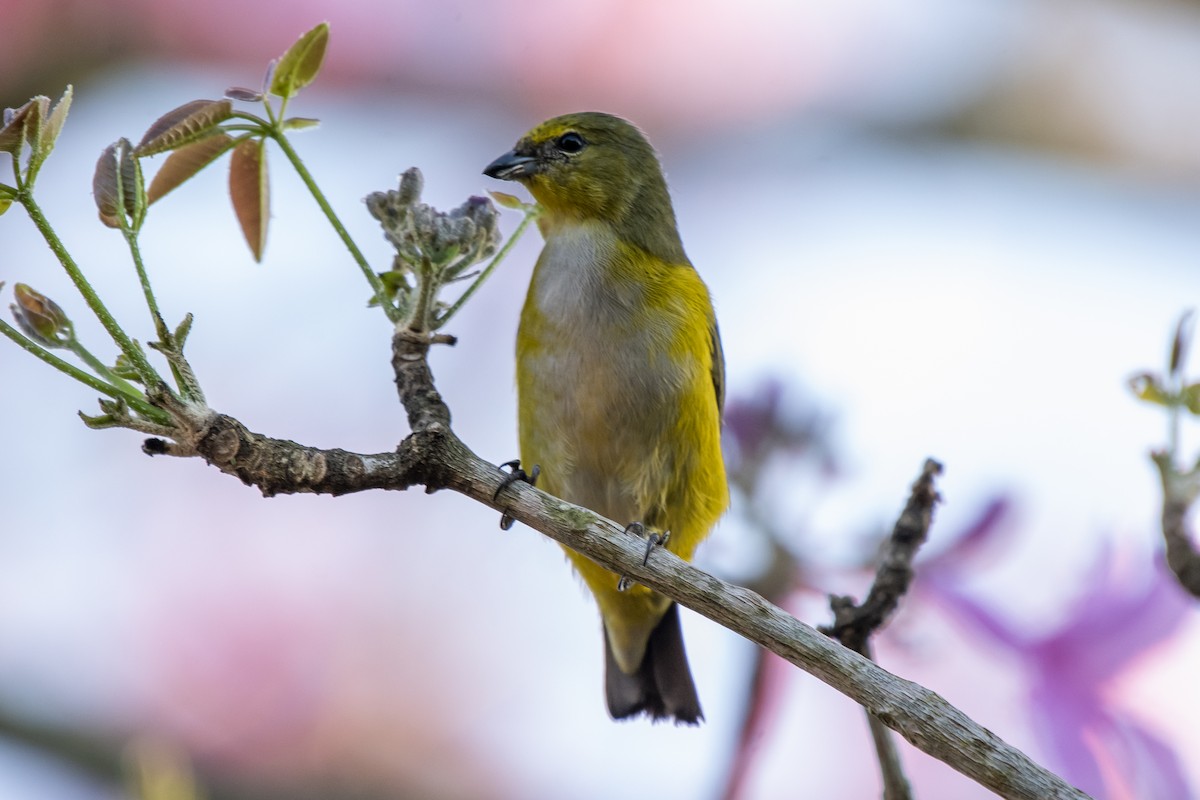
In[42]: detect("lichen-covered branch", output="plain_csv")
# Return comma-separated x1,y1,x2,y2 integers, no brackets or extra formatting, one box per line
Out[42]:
488,460,1086,800
143,412,446,498
126,326,1088,800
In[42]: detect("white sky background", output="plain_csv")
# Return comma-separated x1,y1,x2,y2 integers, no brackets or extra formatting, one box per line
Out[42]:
2,1,1200,797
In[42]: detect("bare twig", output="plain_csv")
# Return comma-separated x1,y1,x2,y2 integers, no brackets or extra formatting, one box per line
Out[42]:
862,641,915,800
822,458,942,649
720,644,789,800
816,458,941,800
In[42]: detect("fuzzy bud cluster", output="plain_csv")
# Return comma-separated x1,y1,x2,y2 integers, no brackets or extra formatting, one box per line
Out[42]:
367,168,500,279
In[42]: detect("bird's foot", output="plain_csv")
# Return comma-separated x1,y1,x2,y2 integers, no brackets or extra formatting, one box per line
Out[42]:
617,523,671,591
494,459,540,530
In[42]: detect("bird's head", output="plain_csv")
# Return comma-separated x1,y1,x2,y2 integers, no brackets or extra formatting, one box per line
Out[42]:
484,113,683,259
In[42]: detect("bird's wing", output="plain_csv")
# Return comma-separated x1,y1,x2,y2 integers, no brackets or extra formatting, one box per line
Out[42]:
710,321,726,416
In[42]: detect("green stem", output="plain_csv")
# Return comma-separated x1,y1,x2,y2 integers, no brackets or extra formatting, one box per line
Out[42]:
68,340,141,396
1170,388,1181,462
122,230,170,341
410,258,437,333
10,154,25,193
437,207,539,326
269,95,286,127
223,124,271,136
0,319,170,424
121,227,191,395
268,131,397,321
230,111,271,127
20,193,162,386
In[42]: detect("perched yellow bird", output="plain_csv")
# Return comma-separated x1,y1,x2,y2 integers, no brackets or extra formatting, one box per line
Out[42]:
484,112,728,724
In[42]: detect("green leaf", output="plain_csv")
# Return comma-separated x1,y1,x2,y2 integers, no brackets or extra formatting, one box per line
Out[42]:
269,22,330,99
23,96,49,152
79,410,119,429
93,139,142,228
128,147,147,230
134,99,234,157
1129,372,1170,406
146,133,235,204
282,117,320,131
488,190,526,210
229,138,269,261
0,197,11,216
173,312,194,348
1184,383,1200,415
97,396,127,417
112,353,142,381
33,86,72,166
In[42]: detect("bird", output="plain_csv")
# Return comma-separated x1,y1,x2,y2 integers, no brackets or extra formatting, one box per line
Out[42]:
484,112,728,724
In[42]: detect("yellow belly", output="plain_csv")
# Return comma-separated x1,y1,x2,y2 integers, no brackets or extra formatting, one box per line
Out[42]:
515,225,728,673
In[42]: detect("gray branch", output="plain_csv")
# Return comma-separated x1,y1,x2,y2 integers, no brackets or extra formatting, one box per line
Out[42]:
131,329,1089,800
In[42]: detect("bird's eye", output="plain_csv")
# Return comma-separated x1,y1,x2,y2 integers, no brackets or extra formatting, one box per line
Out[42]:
556,132,586,154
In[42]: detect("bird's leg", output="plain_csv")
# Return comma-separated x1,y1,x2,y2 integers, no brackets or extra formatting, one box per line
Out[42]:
617,524,671,591
494,460,540,530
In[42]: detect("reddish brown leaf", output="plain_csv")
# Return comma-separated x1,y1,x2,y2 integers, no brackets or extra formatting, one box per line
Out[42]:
0,97,43,155
135,99,234,157
93,139,141,228
147,133,235,204
1170,310,1194,377
0,105,30,154
224,87,263,102
229,138,269,261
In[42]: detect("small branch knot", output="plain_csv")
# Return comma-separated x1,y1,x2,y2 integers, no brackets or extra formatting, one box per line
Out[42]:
208,426,241,466
286,449,328,485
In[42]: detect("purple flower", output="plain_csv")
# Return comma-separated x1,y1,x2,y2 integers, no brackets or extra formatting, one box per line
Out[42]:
723,378,837,493
927,541,1192,798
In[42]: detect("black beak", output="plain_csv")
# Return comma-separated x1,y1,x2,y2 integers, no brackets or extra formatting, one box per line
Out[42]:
484,150,538,181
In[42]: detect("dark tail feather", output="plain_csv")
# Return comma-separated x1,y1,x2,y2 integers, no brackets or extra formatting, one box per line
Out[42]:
604,603,703,725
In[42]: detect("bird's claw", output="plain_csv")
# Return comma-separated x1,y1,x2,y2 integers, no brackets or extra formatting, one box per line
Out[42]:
617,523,670,591
495,459,540,530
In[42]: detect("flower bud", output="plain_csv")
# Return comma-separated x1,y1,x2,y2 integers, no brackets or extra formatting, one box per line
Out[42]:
11,283,73,347
225,87,264,102
396,167,423,207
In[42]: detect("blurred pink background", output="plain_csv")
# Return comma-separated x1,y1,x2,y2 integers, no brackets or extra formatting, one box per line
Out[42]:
3,1,1200,798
